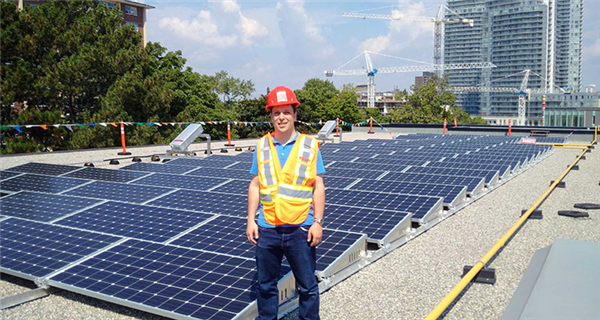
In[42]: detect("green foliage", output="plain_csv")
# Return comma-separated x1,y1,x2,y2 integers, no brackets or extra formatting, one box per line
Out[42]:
388,75,487,125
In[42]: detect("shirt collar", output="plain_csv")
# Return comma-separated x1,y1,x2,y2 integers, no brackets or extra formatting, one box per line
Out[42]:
271,131,299,146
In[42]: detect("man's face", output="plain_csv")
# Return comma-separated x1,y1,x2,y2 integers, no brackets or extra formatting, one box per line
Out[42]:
270,104,296,134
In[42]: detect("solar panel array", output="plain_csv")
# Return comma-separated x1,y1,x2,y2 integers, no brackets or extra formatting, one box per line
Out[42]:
1,132,555,319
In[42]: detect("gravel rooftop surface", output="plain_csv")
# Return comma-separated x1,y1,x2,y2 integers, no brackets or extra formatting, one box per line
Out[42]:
1,131,598,320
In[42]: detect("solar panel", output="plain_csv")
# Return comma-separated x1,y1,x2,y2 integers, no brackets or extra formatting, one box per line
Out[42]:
169,215,367,281
0,170,22,180
0,173,91,193
210,179,250,195
426,163,511,179
323,204,412,245
327,161,422,172
149,190,247,217
326,189,444,223
48,238,292,320
65,167,150,183
404,166,500,187
377,173,486,197
121,162,196,175
169,215,254,258
55,201,215,243
6,162,81,176
131,173,230,192
186,167,251,181
0,191,102,222
64,181,175,203
346,181,468,208
0,217,122,279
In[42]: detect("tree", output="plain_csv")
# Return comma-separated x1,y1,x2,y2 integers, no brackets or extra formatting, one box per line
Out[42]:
295,78,338,123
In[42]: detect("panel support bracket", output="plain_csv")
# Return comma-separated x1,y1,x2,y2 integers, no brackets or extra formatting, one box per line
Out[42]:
0,287,57,309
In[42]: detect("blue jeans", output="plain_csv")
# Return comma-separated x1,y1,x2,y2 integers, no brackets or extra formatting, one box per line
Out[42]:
255,226,320,320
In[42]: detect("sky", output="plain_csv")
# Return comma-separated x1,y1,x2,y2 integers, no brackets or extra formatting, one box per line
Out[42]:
143,0,600,97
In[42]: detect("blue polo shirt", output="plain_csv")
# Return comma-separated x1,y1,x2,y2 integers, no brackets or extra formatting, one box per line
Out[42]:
250,132,325,228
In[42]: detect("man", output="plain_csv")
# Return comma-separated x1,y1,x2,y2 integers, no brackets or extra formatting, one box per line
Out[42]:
247,86,325,320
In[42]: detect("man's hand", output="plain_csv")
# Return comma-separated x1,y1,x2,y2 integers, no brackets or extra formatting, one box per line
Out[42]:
247,220,259,245
307,223,322,247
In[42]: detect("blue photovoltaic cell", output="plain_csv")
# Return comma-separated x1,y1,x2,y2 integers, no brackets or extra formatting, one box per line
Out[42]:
165,158,240,168
210,179,250,195
0,191,102,222
56,201,214,242
326,189,442,220
324,177,359,189
325,168,387,179
0,217,121,278
149,190,247,217
378,173,484,195
170,216,254,258
0,171,22,181
225,162,253,170
324,204,411,242
49,239,276,320
171,216,364,275
65,167,150,183
311,230,364,274
121,162,196,175
346,181,466,206
0,173,90,193
6,162,80,176
187,167,251,181
65,181,174,203
404,166,499,185
131,173,229,191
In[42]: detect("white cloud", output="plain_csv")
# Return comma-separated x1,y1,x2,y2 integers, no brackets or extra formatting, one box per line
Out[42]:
357,2,436,63
276,0,335,64
157,1,267,49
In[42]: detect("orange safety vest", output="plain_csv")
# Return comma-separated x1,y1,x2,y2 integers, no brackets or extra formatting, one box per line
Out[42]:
257,132,319,225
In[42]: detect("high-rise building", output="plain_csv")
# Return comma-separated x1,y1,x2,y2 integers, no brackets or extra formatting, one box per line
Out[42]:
12,0,154,45
415,72,436,89
444,0,583,118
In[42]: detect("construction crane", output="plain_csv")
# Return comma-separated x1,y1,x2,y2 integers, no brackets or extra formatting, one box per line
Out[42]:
342,4,474,77
324,50,496,109
451,69,565,125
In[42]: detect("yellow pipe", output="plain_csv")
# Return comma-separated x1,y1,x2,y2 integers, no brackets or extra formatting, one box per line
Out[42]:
554,146,588,149
535,125,598,148
425,147,589,320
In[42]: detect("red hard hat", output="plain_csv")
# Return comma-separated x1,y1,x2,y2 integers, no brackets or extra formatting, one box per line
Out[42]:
265,86,300,111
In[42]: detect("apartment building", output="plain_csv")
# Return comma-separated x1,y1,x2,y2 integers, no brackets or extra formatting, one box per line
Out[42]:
444,0,583,120
13,0,154,45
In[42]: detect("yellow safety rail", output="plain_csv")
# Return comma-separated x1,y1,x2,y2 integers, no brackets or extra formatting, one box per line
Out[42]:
535,125,598,148
425,126,596,320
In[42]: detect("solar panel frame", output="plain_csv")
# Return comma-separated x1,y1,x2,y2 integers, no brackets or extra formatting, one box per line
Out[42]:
0,173,92,194
64,181,175,204
64,167,151,183
0,191,103,222
5,162,81,176
0,217,122,279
